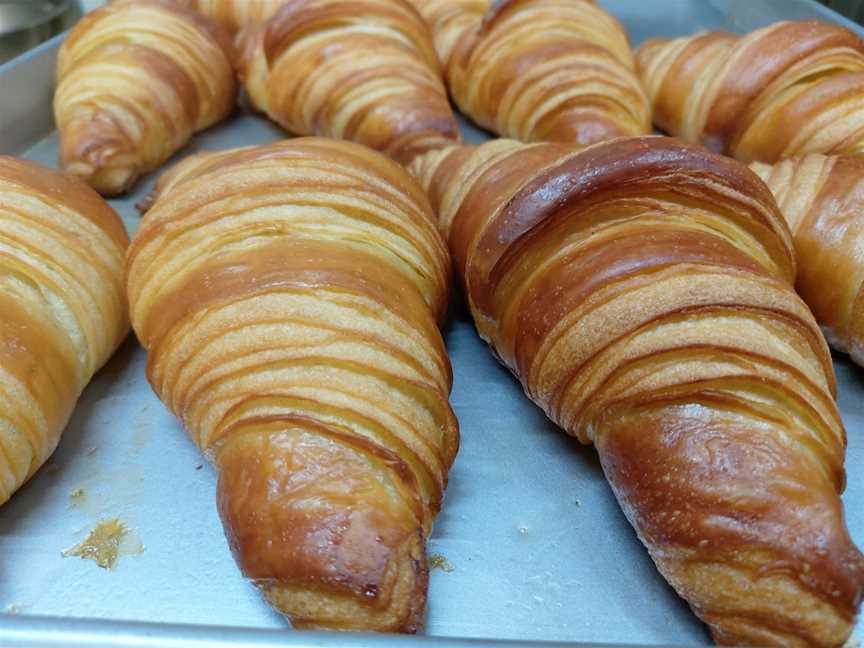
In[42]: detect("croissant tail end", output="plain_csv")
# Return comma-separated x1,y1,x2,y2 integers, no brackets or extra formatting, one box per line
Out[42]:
58,118,138,196
263,534,428,633
215,427,430,633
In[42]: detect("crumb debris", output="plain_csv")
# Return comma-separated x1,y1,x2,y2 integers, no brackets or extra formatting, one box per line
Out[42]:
195,464,203,471
86,447,97,456
62,519,143,569
574,498,581,507
429,553,454,572
68,488,86,508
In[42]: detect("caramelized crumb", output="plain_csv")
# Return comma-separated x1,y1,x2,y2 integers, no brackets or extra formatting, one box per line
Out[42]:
62,519,142,569
429,553,454,572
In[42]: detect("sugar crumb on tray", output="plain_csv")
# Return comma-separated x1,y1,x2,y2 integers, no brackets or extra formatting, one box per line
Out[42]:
429,553,454,572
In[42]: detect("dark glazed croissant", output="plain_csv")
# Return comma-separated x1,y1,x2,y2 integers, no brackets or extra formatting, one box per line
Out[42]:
411,0,650,145
127,138,458,632
55,0,236,195
409,137,864,646
0,157,129,504
237,0,460,163
751,155,864,366
636,21,864,163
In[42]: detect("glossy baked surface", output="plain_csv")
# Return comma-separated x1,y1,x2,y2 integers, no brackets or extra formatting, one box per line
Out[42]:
127,138,458,632
410,137,864,647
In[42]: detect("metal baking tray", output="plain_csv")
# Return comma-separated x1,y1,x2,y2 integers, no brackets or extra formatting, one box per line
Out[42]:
0,1,862,646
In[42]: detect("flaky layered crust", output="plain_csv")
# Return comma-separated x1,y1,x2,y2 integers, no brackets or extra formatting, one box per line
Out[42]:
0,157,128,504
55,0,236,195
127,138,458,632
236,0,460,164
411,0,650,145
409,137,864,647
752,155,864,367
637,20,864,163
173,0,291,34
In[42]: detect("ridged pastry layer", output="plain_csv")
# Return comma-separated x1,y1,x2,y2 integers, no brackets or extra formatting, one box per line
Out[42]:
412,0,650,145
637,21,864,163
55,0,236,195
127,137,458,632
0,156,128,504
409,137,864,647
237,0,460,164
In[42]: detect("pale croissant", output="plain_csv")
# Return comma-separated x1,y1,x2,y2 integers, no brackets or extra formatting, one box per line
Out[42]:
127,138,458,632
637,20,864,163
237,0,460,163
411,0,650,145
55,0,236,195
0,157,128,504
409,137,864,647
752,155,864,366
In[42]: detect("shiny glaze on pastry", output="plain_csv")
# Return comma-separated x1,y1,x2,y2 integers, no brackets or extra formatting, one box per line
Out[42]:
127,138,458,632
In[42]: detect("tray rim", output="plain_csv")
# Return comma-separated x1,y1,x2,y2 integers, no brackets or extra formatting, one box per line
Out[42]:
0,0,861,646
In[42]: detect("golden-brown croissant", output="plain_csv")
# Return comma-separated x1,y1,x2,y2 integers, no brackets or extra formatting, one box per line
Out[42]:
236,0,460,164
411,0,650,145
55,0,236,196
127,138,458,632
0,156,129,505
636,21,864,163
409,137,864,647
751,155,864,366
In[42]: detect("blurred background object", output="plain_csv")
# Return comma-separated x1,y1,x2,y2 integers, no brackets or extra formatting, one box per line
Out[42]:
821,0,864,21
0,0,82,64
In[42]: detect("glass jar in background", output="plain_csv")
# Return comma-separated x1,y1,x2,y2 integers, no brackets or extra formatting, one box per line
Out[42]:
0,1,82,65
821,0,864,21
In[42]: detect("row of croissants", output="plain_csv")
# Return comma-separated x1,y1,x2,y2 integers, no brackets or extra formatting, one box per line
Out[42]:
1,0,863,645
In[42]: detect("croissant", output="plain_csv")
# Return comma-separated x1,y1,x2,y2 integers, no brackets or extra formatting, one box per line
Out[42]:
127,137,458,632
636,20,864,163
55,0,236,196
0,157,128,505
409,137,864,647
751,155,864,366
411,0,650,146
236,0,460,164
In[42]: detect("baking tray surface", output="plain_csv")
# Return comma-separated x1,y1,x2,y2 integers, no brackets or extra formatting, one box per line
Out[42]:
0,1,862,646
